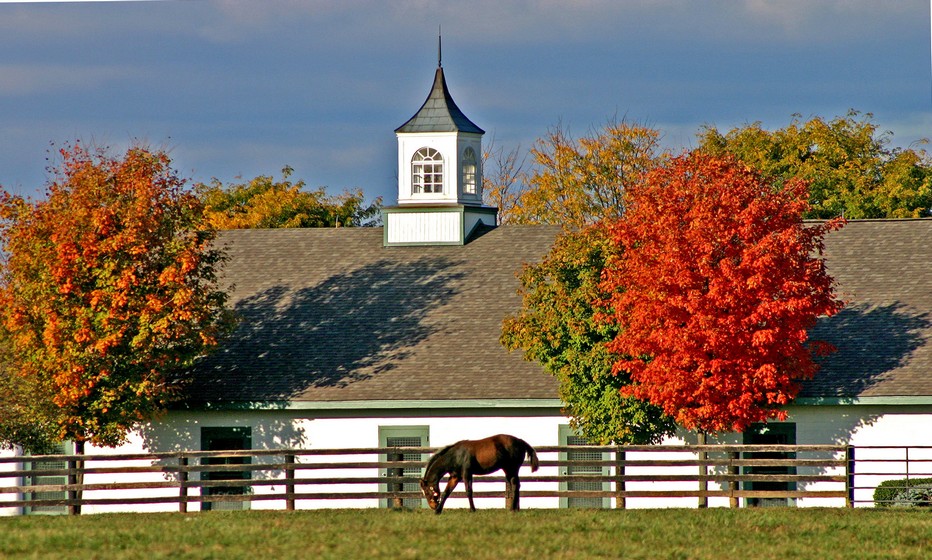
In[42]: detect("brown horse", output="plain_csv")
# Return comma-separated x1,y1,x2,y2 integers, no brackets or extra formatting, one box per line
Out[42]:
419,434,539,514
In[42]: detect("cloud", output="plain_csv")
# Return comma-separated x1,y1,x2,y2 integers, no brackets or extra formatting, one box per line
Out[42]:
5,1,921,51
193,0,926,52
0,2,165,35
736,0,920,41
0,64,143,96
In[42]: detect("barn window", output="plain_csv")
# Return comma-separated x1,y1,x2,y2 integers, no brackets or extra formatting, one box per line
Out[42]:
412,148,443,194
462,147,478,196
379,425,429,509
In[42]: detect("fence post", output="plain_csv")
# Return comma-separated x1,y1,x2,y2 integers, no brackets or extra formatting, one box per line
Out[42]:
614,448,626,509
285,454,296,511
67,456,80,516
697,433,708,509
905,446,910,483
179,455,189,513
729,451,740,508
845,446,855,508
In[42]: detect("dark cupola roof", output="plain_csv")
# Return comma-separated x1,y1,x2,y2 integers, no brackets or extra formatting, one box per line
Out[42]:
395,66,484,134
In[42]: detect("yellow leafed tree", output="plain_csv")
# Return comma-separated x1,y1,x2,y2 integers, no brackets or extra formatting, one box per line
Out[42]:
698,110,932,219
197,166,382,229
486,118,668,229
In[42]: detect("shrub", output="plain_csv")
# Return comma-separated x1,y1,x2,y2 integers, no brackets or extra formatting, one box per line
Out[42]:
873,477,932,507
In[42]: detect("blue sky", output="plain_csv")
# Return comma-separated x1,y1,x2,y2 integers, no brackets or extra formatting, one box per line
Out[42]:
0,0,929,206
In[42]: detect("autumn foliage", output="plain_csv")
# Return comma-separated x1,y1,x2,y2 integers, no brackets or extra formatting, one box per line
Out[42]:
602,152,844,434
502,224,675,444
196,166,382,229
486,119,668,229
0,361,59,453
0,144,232,447
699,110,932,219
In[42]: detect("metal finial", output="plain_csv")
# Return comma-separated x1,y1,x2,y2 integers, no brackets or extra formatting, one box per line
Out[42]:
438,26,442,67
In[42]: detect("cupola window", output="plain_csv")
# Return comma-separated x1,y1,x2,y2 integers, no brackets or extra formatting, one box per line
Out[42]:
462,147,478,196
412,147,443,194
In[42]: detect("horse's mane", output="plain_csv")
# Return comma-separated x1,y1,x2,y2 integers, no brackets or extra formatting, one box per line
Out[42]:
424,443,456,477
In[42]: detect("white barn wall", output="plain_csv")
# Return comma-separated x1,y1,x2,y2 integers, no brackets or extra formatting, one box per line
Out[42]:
0,447,21,515
304,412,570,510
4,405,932,515
787,405,932,507
0,409,572,514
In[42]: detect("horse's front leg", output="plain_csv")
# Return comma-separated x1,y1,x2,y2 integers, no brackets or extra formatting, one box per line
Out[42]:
435,474,459,514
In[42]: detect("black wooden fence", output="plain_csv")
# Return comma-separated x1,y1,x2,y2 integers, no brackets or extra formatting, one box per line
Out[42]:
1,445,929,514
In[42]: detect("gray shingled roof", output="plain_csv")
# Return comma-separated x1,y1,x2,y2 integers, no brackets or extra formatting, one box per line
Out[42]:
187,225,560,406
394,67,485,134
185,219,932,407
803,219,932,399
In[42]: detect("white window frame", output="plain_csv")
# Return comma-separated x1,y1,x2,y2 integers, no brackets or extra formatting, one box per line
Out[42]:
462,147,478,196
412,148,443,194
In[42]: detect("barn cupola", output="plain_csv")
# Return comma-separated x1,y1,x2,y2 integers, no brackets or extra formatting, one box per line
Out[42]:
383,42,497,246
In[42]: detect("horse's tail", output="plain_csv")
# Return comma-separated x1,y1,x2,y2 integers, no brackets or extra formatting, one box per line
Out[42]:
522,439,540,472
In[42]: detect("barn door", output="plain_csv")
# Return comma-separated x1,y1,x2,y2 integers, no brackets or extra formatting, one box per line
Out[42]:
23,441,73,515
379,426,428,509
201,427,252,511
559,425,610,509
743,423,797,507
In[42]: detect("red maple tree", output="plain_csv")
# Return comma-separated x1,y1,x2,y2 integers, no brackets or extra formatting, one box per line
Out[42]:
602,152,844,433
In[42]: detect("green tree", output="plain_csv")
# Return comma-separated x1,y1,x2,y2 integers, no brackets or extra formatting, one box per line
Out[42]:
698,110,932,219
0,143,233,452
196,166,382,229
502,224,676,444
0,358,60,454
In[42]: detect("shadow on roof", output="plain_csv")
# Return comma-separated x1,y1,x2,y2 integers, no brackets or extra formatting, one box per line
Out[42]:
805,302,931,397
185,256,465,404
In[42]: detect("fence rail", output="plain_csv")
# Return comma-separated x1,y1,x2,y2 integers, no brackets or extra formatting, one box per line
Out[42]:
1,445,929,514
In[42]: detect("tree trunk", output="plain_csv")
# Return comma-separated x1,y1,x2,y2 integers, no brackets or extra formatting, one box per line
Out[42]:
697,431,708,508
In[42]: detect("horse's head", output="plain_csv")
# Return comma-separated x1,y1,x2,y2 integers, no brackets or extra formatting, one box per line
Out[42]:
419,478,441,510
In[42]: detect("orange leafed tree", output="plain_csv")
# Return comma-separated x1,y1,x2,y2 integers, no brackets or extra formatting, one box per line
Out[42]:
0,143,233,449
602,152,844,434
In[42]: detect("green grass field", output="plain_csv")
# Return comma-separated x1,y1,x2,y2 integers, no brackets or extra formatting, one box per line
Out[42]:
1,508,929,560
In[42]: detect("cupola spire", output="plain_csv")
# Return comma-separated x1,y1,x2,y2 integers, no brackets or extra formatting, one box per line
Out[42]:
394,69,484,134
383,44,497,246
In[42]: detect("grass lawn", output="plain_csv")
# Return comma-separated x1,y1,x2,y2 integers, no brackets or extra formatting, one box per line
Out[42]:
0,508,929,560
